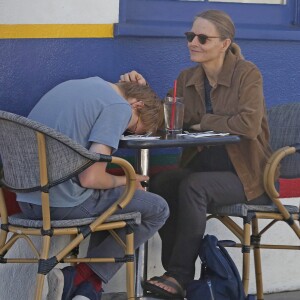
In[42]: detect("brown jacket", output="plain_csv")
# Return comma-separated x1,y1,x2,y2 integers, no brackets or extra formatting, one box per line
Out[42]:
174,51,272,201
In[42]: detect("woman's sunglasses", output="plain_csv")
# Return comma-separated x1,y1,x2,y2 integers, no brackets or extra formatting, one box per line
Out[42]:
184,32,220,45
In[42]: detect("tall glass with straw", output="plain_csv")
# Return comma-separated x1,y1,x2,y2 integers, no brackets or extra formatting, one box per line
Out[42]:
163,80,184,134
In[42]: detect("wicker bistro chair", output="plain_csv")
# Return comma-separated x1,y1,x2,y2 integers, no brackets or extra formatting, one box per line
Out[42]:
0,110,139,300
207,102,300,300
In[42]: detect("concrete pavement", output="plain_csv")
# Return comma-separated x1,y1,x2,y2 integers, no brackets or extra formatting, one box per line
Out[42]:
102,290,300,300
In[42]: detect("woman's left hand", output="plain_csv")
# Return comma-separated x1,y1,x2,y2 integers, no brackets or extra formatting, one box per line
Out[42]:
189,123,201,131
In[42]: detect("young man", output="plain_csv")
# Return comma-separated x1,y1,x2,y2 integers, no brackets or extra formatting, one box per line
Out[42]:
17,77,169,300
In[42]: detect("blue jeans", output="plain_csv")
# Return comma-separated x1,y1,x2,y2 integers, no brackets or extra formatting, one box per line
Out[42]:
18,187,169,283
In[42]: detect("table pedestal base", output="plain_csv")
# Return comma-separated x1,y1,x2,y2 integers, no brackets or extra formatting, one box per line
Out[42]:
135,148,150,297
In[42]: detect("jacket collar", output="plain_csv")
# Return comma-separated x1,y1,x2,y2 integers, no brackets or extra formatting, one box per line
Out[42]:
185,51,239,88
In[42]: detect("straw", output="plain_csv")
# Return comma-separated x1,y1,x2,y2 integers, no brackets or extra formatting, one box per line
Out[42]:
170,80,177,130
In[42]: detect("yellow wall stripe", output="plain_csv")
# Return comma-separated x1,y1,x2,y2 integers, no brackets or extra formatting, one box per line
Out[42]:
0,24,114,39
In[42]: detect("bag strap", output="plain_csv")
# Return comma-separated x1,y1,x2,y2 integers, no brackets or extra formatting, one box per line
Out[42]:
217,241,246,300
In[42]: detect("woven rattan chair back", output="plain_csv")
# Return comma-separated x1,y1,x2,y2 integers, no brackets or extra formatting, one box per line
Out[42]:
0,110,100,191
207,103,300,300
0,110,137,300
268,102,300,178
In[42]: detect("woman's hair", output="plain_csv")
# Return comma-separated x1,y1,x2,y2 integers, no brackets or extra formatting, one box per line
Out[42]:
195,10,244,59
116,82,164,133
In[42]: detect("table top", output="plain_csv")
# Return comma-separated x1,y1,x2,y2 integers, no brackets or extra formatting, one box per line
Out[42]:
119,132,240,149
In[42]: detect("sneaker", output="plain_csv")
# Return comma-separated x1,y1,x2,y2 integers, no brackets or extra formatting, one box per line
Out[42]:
72,281,102,300
47,266,77,300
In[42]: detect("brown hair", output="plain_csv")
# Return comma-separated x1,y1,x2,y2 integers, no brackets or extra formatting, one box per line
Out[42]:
195,10,244,59
116,82,164,133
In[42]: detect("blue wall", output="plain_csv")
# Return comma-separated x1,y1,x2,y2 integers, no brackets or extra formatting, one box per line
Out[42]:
0,37,300,116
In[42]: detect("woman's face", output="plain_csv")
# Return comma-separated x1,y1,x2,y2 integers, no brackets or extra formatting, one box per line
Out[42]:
187,17,227,64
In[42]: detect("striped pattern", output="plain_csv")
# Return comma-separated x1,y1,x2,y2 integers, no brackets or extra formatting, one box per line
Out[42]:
0,24,114,39
208,203,298,217
8,211,141,228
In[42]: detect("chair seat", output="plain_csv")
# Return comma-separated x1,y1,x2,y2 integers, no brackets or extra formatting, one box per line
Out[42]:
8,212,141,228
208,203,299,217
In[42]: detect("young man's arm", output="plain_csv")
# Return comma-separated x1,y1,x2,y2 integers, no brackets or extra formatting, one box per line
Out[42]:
78,143,148,190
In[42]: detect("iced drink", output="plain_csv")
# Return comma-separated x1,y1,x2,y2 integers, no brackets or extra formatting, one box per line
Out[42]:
163,97,184,133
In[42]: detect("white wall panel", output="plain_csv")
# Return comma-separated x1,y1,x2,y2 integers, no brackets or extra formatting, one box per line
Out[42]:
0,0,119,24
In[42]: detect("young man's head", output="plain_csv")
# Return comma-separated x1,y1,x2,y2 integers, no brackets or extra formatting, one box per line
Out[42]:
116,82,164,133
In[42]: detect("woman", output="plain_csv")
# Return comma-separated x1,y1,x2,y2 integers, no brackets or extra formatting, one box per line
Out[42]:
121,10,273,299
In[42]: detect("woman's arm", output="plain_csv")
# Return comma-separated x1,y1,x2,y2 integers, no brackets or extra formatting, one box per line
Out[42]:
201,66,265,139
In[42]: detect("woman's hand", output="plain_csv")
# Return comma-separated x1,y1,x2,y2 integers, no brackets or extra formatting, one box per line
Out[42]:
189,124,203,151
119,70,147,86
189,123,201,131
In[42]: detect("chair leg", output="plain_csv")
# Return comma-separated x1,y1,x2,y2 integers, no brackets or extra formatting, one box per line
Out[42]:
126,226,135,300
242,219,251,296
35,274,47,300
0,188,8,249
69,234,79,266
34,235,51,300
252,218,264,300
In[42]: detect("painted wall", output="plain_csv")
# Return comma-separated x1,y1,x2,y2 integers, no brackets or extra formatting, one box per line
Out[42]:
0,0,300,298
1,37,300,117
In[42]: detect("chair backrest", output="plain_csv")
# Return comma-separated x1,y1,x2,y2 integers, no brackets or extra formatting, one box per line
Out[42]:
267,102,300,178
0,110,102,192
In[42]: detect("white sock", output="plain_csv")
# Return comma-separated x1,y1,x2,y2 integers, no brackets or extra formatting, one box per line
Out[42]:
72,296,90,300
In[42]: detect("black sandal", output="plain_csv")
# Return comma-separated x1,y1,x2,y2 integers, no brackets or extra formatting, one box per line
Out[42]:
143,276,185,299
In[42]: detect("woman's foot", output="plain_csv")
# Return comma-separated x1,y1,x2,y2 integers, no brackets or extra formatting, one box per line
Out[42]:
143,275,185,299
148,275,181,294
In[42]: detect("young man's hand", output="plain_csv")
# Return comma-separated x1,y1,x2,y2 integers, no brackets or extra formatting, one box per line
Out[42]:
135,174,149,190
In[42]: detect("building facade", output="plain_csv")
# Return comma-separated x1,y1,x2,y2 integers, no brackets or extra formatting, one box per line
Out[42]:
0,0,299,298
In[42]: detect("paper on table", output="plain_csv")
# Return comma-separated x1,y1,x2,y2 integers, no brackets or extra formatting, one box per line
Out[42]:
177,131,230,138
121,135,161,140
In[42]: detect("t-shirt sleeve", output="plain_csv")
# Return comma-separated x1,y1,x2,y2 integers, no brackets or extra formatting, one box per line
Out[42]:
88,103,131,152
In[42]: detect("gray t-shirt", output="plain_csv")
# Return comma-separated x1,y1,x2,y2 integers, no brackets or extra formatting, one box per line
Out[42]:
17,77,132,207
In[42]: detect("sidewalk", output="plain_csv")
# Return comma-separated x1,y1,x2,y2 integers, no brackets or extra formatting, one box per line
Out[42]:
264,290,300,300
102,290,300,300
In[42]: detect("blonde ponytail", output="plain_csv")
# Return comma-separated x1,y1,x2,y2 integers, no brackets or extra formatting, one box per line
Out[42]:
230,42,244,60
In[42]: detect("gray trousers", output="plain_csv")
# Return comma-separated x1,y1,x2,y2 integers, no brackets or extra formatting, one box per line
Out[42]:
19,187,169,283
149,168,272,288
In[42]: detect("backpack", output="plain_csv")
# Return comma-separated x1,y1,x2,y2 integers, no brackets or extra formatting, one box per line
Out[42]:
186,234,256,300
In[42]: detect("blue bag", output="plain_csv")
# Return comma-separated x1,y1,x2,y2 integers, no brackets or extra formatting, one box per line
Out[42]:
186,234,255,300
